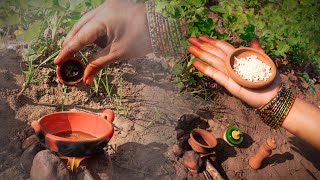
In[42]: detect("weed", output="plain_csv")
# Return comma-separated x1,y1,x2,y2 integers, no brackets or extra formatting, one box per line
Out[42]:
156,0,320,94
61,85,68,111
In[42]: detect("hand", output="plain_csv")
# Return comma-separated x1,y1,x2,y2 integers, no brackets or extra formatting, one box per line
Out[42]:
188,35,281,108
54,0,152,85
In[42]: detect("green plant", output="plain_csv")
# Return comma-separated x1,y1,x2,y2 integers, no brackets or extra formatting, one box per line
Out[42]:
101,68,114,102
156,0,319,95
61,85,68,111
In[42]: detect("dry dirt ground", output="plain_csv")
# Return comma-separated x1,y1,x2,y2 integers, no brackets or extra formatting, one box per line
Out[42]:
0,43,320,180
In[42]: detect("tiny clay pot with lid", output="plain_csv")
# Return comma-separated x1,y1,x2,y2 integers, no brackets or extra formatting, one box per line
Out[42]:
223,127,244,146
56,57,85,86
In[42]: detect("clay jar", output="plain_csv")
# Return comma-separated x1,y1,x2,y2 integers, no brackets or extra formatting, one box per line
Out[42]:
31,109,114,157
249,138,277,170
225,47,277,89
56,57,85,86
188,129,217,153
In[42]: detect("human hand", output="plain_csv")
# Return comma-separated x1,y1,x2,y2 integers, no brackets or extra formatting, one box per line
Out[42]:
54,0,152,85
188,35,281,108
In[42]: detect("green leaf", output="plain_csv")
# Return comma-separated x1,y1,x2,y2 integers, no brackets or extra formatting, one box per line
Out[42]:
0,14,20,26
16,21,42,42
210,6,225,14
28,0,53,8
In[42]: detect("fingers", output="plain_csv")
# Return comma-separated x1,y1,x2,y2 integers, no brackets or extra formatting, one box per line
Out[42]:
198,35,235,55
188,37,227,60
83,46,124,86
192,60,230,88
62,5,102,48
55,20,105,65
249,38,264,53
188,45,226,74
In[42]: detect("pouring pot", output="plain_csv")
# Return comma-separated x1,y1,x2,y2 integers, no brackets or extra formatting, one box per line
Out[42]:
31,109,114,157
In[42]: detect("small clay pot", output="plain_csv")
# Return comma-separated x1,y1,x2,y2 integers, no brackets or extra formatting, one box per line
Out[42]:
188,129,217,153
31,109,114,157
56,57,85,86
226,47,277,89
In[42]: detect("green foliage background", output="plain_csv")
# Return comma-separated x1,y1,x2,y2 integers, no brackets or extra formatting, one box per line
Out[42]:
156,0,320,95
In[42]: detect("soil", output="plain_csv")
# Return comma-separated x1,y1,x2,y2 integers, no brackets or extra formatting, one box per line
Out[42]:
0,41,320,180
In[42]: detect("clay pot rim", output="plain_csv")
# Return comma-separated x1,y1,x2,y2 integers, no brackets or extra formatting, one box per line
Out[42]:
225,47,277,89
33,111,114,143
56,57,85,86
189,128,217,149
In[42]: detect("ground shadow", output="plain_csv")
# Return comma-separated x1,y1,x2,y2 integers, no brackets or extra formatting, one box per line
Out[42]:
260,152,294,169
110,142,172,179
288,136,320,170
238,132,254,148
214,138,237,180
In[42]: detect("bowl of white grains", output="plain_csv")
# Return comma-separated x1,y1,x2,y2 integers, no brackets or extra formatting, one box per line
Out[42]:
226,47,277,89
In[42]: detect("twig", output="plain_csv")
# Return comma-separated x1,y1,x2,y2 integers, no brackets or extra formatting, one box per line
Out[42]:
205,159,224,180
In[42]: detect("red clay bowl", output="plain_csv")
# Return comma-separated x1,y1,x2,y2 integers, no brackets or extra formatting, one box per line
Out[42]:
31,109,114,157
56,57,85,86
226,47,277,89
188,129,217,153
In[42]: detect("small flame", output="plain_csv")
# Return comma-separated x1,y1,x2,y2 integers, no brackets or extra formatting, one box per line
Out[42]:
59,156,89,172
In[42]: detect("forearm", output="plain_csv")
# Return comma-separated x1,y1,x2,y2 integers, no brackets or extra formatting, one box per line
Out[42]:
282,98,320,150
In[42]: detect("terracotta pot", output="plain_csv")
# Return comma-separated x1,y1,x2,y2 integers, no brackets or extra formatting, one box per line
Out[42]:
31,109,114,157
56,57,85,86
188,129,217,153
226,47,277,89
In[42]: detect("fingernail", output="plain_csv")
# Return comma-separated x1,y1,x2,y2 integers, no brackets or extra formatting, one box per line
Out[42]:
54,55,60,65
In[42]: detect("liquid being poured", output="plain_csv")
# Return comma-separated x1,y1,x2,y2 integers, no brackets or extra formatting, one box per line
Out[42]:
54,131,96,140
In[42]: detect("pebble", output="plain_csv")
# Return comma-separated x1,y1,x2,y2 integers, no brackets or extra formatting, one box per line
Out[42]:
22,135,38,150
30,150,70,180
20,142,45,173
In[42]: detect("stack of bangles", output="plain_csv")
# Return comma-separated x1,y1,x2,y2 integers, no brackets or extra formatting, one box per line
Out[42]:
256,83,296,129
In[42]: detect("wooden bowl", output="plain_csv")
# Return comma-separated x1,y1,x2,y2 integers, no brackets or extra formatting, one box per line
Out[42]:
226,47,277,89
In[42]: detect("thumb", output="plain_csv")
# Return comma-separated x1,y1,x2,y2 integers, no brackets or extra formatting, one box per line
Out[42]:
249,38,264,53
83,47,123,86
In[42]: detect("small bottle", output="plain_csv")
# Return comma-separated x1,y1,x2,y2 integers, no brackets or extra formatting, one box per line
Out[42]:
249,137,277,170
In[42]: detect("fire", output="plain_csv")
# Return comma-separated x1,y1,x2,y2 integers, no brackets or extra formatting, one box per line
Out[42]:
59,156,89,172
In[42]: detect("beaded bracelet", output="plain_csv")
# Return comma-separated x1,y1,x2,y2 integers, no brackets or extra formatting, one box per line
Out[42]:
146,0,188,58
257,84,296,129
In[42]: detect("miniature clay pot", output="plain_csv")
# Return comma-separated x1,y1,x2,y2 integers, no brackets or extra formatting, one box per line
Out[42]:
223,127,244,146
56,57,85,86
188,129,217,153
31,109,114,157
226,47,277,89
249,137,277,170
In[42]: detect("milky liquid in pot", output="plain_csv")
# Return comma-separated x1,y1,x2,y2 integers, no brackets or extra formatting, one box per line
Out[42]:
54,131,96,140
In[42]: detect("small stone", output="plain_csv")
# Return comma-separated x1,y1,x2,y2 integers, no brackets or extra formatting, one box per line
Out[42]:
30,150,70,180
181,151,202,173
83,153,113,180
172,144,184,157
20,142,45,173
22,135,38,150
77,167,95,180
